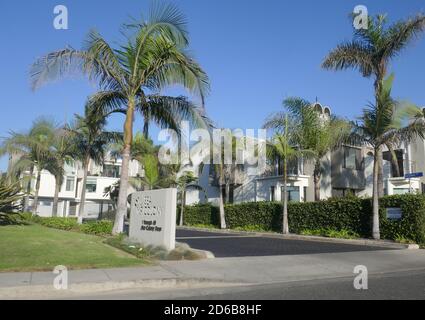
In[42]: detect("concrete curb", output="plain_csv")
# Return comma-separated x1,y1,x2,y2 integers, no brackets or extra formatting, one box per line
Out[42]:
0,278,243,299
177,226,415,250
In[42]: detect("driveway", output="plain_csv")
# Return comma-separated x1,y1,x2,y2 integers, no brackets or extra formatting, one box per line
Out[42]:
176,229,398,258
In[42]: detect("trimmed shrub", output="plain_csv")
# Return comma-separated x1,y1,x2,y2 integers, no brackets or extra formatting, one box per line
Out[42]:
80,220,113,236
180,203,220,226
35,217,79,231
182,194,425,243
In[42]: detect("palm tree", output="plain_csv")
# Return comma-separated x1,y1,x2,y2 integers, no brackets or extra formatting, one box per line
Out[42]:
176,170,204,227
30,3,210,234
351,74,425,239
322,13,425,196
0,119,57,215
265,97,351,201
50,129,77,217
265,115,313,234
67,106,121,224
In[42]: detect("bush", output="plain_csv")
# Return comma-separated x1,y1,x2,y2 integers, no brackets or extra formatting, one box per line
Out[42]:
35,217,79,231
300,228,360,239
80,220,113,236
182,194,425,243
25,215,114,236
180,203,220,226
0,177,23,213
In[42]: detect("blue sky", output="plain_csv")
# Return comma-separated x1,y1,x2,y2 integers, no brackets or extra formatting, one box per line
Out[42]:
1,0,425,171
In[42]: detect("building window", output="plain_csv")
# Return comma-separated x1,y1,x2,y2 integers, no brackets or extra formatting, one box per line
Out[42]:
281,186,300,202
343,147,362,170
39,200,52,207
65,177,75,192
86,179,97,193
270,186,276,202
103,165,121,178
303,187,307,202
393,188,410,195
383,149,404,178
332,188,356,198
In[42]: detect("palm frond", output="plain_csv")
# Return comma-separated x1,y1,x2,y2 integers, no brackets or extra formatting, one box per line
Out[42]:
322,41,374,77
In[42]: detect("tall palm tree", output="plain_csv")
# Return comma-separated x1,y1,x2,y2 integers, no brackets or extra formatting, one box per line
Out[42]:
0,119,57,215
265,97,351,201
67,106,121,224
30,3,210,234
351,74,425,239
322,13,425,196
266,115,313,234
50,129,77,217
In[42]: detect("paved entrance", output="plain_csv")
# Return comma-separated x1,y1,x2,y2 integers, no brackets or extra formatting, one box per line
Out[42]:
176,229,397,258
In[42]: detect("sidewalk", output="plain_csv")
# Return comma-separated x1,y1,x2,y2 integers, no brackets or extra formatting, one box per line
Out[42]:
1,249,425,299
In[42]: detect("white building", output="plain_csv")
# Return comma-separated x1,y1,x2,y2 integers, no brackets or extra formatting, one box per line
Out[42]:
186,103,424,206
14,155,142,218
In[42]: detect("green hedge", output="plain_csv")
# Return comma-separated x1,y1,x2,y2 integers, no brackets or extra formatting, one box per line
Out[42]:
182,194,425,243
80,220,113,236
178,204,220,226
23,215,113,236
32,216,79,231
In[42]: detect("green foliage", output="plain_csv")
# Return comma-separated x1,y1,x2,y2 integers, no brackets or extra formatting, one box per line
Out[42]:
182,194,425,243
80,220,113,236
0,177,23,225
233,225,271,232
22,215,115,236
31,216,79,231
179,203,220,226
300,228,360,239
105,237,202,261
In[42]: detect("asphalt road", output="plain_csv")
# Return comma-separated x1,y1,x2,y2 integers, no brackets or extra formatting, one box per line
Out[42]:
176,229,396,258
77,269,425,300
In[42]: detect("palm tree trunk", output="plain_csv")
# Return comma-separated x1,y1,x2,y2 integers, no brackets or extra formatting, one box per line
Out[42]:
314,161,321,202
219,186,226,229
225,182,230,204
282,158,289,235
113,98,135,235
377,148,385,197
179,189,185,227
78,156,90,224
52,176,61,217
375,76,385,198
32,171,41,216
372,148,381,240
24,165,34,212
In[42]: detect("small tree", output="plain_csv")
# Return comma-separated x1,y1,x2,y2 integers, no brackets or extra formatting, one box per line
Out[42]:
265,97,351,201
177,171,204,227
67,106,121,224
0,119,57,215
50,129,77,217
351,74,425,239
266,115,313,234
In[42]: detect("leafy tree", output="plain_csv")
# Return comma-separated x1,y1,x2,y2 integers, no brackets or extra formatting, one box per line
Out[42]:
30,3,210,234
0,176,23,224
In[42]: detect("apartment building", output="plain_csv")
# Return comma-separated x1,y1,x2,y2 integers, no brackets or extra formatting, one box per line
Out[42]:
14,155,142,218
186,103,424,206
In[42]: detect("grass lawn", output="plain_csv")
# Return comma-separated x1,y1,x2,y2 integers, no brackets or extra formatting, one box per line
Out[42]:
0,224,148,272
